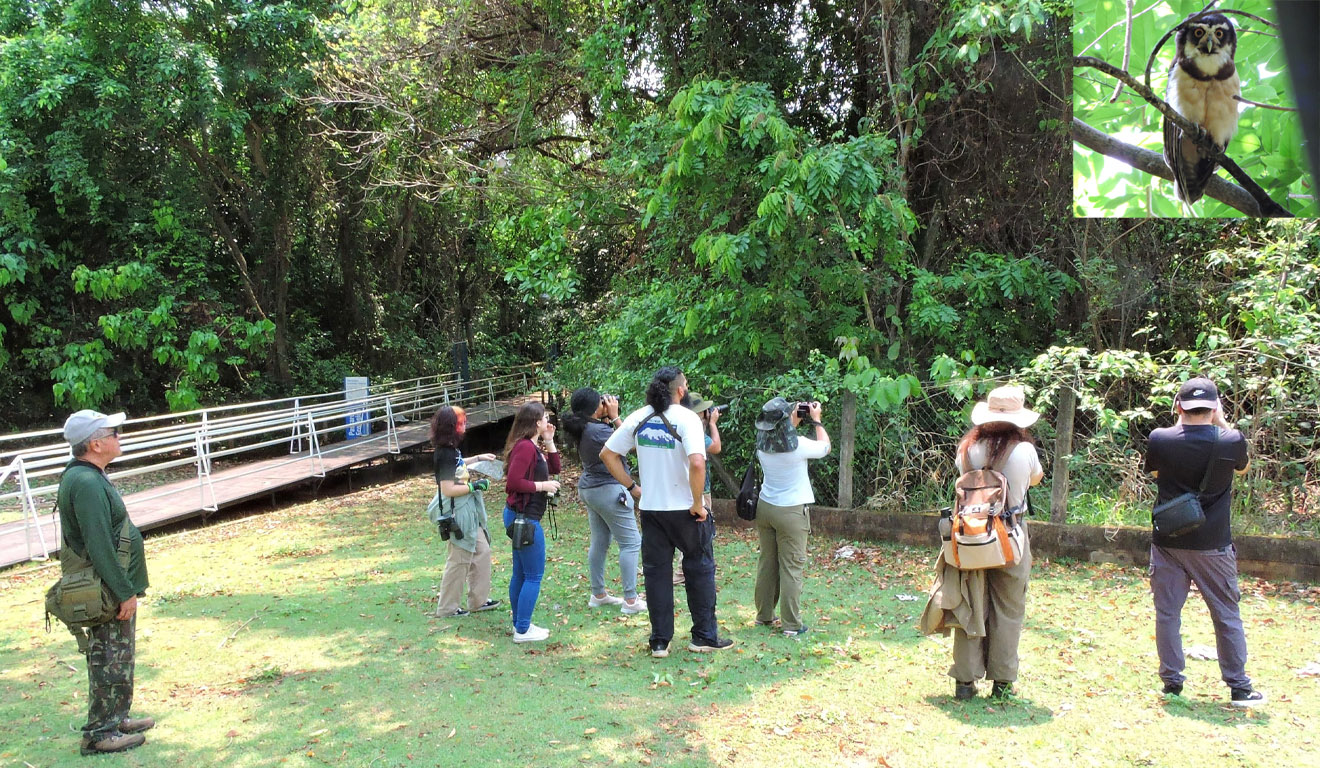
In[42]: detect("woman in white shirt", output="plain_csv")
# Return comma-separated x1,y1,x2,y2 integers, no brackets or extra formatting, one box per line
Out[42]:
924,385,1044,701
753,396,831,637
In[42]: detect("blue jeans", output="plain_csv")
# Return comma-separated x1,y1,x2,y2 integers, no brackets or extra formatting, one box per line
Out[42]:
580,483,641,599
640,509,719,646
503,506,546,633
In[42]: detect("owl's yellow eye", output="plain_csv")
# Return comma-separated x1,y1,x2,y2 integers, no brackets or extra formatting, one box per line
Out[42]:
1214,29,1223,39
1194,28,1204,37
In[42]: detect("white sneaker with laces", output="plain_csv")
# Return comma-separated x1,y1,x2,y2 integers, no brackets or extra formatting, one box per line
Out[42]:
513,624,550,643
588,593,625,608
621,597,648,615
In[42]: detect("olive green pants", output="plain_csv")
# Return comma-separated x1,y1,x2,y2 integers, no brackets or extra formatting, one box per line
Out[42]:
754,500,811,632
950,535,1032,684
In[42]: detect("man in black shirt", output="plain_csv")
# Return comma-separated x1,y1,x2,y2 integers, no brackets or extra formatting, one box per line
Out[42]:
1144,377,1263,707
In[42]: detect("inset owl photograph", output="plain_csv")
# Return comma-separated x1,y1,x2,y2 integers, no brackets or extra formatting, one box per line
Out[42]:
1073,0,1313,217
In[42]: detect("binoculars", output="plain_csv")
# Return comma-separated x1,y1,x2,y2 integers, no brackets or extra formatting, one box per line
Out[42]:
438,517,464,541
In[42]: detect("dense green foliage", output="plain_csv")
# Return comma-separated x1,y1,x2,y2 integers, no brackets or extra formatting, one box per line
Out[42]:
1,1,1316,521
1073,0,1313,217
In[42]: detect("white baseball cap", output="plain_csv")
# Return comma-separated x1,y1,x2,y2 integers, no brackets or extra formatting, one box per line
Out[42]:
63,410,127,445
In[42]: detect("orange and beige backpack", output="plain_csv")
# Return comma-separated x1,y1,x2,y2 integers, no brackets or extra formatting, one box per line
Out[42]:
941,464,1023,570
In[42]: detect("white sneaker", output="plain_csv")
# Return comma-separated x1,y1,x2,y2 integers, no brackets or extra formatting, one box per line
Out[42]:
513,624,550,643
621,597,648,615
588,593,625,608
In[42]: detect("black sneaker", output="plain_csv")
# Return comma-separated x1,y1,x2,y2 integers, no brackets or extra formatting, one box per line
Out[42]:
688,637,735,652
782,625,809,637
990,681,1015,699
436,608,469,618
472,600,502,612
650,640,670,658
1162,682,1183,696
954,681,976,700
1230,687,1266,708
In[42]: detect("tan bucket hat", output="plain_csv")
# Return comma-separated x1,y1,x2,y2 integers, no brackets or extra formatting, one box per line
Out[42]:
970,385,1039,428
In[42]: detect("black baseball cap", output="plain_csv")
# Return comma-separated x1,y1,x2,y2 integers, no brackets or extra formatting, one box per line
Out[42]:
1175,377,1220,410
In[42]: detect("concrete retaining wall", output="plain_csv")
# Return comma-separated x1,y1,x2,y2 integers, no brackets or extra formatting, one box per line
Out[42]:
709,499,1320,583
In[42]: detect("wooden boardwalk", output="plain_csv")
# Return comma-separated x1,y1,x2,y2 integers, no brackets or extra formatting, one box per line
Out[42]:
0,400,522,570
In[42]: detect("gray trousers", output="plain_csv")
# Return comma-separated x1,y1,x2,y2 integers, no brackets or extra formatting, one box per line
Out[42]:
1150,544,1252,690
580,483,641,599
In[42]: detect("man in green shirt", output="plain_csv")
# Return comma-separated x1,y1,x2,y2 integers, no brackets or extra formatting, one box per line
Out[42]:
58,409,153,756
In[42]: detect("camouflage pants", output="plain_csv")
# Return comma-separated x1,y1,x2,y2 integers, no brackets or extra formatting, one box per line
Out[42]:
83,617,135,739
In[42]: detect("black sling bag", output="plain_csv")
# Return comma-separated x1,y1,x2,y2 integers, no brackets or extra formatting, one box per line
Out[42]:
1151,427,1220,538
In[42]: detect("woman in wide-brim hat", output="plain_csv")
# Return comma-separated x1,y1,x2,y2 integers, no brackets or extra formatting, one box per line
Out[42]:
919,385,1045,701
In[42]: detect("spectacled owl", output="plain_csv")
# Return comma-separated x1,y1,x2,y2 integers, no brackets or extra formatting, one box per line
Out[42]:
1162,13,1241,207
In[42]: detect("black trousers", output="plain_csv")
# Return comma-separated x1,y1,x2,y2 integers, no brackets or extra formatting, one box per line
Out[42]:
640,509,719,645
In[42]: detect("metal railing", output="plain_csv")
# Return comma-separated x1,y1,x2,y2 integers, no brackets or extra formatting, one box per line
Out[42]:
0,365,540,562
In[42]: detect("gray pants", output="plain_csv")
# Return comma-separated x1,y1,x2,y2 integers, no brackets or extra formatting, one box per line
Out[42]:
1150,544,1252,690
580,483,641,599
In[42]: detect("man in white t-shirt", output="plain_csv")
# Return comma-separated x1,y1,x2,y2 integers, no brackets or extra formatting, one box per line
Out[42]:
601,366,734,657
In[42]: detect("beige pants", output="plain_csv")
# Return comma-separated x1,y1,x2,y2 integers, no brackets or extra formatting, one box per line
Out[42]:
754,500,811,631
436,532,492,614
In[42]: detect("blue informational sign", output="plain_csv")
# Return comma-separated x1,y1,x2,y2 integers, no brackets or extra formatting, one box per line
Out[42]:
345,377,371,440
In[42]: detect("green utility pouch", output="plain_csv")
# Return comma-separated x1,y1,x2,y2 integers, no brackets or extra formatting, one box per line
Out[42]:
45,518,134,650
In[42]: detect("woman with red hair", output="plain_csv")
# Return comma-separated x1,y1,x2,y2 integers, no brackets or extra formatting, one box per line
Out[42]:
431,405,500,618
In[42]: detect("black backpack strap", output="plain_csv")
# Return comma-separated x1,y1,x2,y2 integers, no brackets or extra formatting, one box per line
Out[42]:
633,409,683,444
1195,427,1222,495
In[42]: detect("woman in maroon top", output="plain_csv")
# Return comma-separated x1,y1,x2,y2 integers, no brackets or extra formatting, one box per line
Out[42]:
501,402,561,642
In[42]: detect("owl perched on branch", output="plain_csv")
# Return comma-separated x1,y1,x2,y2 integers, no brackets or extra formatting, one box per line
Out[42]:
1162,12,1241,207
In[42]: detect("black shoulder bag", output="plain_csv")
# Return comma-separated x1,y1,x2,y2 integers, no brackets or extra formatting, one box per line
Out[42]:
1151,427,1219,538
735,463,760,521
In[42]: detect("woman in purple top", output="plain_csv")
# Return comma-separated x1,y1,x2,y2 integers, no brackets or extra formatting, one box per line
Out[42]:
501,402,561,643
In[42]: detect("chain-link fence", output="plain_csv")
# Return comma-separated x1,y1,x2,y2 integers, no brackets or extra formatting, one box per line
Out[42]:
559,376,1317,538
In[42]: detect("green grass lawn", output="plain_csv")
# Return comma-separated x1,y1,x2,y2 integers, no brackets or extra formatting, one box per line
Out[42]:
1,474,1317,767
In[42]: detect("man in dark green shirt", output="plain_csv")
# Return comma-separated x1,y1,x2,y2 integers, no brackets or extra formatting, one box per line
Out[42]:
57,409,153,756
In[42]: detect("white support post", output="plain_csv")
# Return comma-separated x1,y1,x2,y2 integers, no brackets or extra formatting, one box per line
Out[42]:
16,458,51,561
488,380,496,412
306,413,326,478
194,424,218,513
385,398,400,454
289,398,303,453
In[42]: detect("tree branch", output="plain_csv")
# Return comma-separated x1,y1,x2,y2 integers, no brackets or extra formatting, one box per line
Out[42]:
1109,0,1134,103
1072,118,1262,215
1233,95,1297,112
1075,55,1292,217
